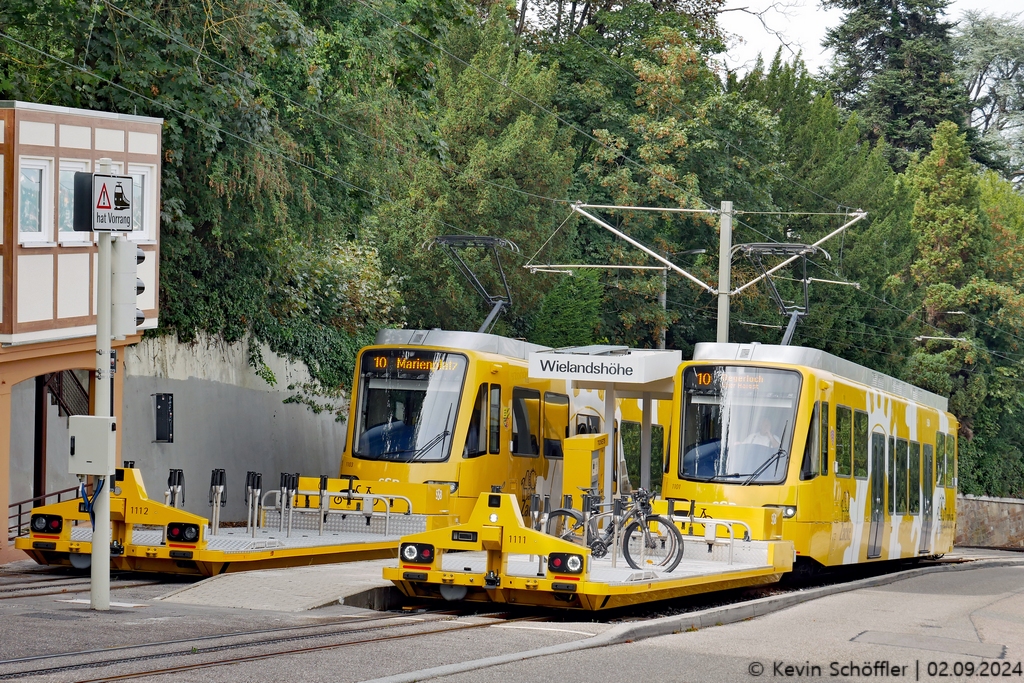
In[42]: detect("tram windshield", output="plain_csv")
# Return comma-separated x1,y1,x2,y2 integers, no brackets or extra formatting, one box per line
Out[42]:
352,349,468,463
679,365,802,485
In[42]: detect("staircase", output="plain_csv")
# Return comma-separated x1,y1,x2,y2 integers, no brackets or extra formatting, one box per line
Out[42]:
44,370,90,417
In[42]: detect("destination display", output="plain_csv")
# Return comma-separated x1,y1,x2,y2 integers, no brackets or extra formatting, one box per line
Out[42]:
366,354,461,373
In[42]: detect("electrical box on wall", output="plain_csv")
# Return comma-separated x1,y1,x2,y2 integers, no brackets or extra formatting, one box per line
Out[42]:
68,416,117,476
155,393,173,443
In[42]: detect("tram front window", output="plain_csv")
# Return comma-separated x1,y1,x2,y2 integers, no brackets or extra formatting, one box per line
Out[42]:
680,366,802,485
353,350,468,462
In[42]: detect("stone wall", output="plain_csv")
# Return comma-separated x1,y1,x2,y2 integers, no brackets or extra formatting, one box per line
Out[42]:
956,495,1024,548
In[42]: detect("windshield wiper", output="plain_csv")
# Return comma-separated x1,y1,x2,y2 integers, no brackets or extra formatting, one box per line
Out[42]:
741,421,789,486
407,429,451,461
409,405,453,462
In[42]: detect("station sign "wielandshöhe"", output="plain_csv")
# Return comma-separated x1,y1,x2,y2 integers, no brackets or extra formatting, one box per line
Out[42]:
527,349,681,384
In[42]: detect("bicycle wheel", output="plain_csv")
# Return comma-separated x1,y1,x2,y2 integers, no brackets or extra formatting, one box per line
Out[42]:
545,509,586,545
622,515,683,572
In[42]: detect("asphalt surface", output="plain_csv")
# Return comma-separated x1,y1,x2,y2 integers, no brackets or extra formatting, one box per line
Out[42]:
0,552,1022,683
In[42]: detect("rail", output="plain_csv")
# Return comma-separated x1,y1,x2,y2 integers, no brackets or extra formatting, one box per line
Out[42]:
7,485,83,542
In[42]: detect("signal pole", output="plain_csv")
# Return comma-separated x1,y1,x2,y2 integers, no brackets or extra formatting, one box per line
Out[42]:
92,158,113,611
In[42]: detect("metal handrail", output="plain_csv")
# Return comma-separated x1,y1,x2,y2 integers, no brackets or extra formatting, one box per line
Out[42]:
7,485,83,541
667,513,754,566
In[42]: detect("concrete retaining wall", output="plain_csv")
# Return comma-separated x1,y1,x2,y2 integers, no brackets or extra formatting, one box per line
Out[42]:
121,333,349,523
8,333,349,531
956,494,1024,548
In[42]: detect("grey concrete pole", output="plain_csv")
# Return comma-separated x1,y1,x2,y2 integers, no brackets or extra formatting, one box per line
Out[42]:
640,392,652,491
717,201,733,343
92,158,113,611
603,386,616,509
659,267,667,350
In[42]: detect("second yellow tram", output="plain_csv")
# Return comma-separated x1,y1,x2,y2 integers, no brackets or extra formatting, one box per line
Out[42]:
663,342,958,569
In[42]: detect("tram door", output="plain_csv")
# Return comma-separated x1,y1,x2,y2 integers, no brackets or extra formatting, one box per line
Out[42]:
919,444,934,554
867,432,886,559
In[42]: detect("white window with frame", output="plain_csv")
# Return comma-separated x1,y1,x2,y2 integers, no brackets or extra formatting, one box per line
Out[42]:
127,163,156,241
18,156,54,244
58,159,91,244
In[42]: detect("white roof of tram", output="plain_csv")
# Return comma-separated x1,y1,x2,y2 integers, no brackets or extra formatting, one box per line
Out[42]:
693,342,949,412
374,329,548,361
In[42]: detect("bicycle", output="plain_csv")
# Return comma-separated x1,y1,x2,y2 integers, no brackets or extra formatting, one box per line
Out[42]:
545,488,684,572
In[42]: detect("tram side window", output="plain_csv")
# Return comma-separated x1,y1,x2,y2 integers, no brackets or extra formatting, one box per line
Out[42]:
935,432,946,490
946,432,956,488
874,433,890,515
511,387,540,457
543,393,570,459
895,438,908,515
835,406,852,477
488,385,501,454
820,401,830,476
909,441,921,514
464,384,488,458
853,411,869,478
923,443,934,496
800,402,821,480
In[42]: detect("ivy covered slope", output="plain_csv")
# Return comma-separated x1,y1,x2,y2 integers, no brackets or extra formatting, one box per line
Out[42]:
2,0,1024,496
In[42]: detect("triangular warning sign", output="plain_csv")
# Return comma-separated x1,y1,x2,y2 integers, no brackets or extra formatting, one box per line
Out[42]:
96,184,111,210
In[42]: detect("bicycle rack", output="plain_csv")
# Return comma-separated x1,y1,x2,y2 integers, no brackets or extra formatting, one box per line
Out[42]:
244,471,263,537
208,469,226,535
164,469,184,509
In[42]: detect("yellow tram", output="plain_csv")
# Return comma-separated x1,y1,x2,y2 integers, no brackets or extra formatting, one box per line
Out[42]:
663,342,958,569
339,329,670,523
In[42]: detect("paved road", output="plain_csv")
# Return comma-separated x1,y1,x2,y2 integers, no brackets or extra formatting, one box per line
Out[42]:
433,564,1024,683
1,557,1022,682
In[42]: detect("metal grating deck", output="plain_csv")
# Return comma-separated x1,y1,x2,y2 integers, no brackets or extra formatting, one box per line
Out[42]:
72,523,411,554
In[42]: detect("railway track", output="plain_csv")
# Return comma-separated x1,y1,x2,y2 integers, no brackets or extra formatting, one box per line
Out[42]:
0,574,163,601
0,609,528,681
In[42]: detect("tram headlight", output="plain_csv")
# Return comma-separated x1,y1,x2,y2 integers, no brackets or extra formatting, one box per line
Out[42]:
783,506,797,519
30,515,61,534
548,553,584,575
400,543,435,564
167,522,200,545
425,481,458,495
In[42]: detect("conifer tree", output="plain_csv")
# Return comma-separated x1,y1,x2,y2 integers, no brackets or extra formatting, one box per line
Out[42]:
823,0,967,160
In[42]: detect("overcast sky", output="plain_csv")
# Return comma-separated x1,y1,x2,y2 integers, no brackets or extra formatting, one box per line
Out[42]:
717,0,1019,75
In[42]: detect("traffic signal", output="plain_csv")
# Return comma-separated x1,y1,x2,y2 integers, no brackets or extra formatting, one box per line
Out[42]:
112,238,145,338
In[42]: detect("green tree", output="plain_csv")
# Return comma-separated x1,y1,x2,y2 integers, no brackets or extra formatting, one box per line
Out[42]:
955,11,1024,183
369,17,576,337
823,0,967,162
529,270,603,347
0,0,422,395
906,122,1024,497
